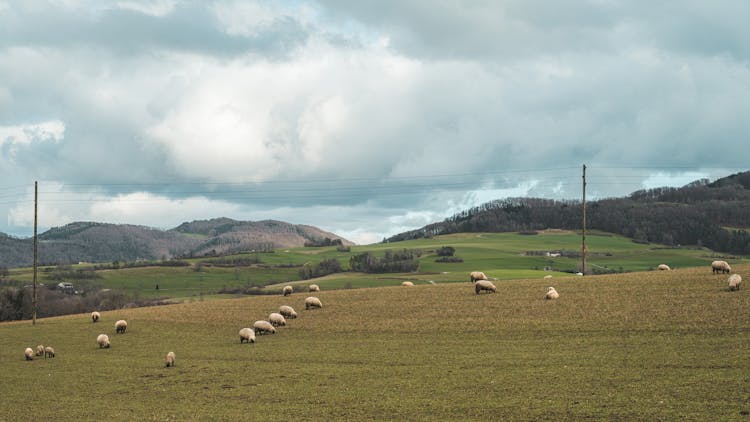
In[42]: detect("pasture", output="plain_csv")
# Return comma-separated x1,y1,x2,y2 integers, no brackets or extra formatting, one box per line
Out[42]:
1,264,748,420
2,230,735,301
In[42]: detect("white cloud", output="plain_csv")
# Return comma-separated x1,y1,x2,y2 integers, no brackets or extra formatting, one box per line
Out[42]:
0,120,65,148
641,171,709,190
116,0,176,17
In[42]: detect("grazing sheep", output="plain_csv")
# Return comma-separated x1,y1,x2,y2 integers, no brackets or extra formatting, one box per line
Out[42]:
305,296,323,310
279,305,297,319
728,274,742,291
283,285,293,296
44,346,55,358
36,345,45,356
712,260,731,274
544,275,552,279
575,272,584,276
24,347,34,361
469,271,488,283
91,311,100,323
239,328,256,344
309,284,320,292
115,320,127,334
545,287,560,300
165,351,175,367
269,312,287,327
253,320,277,335
657,264,671,271
401,281,414,287
475,280,496,294
97,334,110,349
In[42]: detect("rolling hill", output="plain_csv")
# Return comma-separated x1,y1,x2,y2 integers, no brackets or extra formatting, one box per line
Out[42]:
0,218,351,268
387,171,750,255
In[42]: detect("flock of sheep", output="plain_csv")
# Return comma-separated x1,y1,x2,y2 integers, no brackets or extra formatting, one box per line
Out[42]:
22,259,742,361
240,284,323,345
24,283,326,364
468,270,558,299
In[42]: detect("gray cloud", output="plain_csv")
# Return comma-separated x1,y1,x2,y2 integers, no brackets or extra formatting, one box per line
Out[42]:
1,0,749,243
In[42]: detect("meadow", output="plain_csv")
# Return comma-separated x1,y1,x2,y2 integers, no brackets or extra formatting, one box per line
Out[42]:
3,230,733,301
1,263,748,420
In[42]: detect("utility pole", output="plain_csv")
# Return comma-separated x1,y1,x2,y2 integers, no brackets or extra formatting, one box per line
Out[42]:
581,165,587,276
33,181,38,325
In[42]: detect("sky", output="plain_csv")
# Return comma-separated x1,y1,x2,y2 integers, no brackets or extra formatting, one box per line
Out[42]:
1,0,749,244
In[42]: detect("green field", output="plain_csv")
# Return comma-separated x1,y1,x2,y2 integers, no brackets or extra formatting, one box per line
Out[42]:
1,264,748,420
2,230,742,300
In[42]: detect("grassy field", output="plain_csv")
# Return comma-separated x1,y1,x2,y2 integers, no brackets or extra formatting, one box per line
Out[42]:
2,230,742,300
1,264,748,420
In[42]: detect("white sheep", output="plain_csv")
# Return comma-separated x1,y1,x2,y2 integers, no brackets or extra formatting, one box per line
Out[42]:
239,327,256,344
36,344,45,356
469,271,488,283
305,296,323,310
309,284,320,292
97,334,110,349
165,351,175,367
728,274,742,291
475,280,496,294
545,286,560,300
44,346,55,358
279,305,297,319
269,312,287,327
544,275,552,279
254,320,276,335
115,319,127,334
712,260,731,274
657,264,671,271
283,285,293,296
575,272,583,276
401,281,414,287
91,311,100,323
24,347,34,361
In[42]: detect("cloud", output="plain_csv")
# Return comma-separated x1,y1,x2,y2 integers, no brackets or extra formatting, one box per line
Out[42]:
0,120,65,147
1,0,749,243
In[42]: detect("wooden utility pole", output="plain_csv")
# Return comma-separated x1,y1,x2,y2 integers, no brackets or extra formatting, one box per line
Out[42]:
33,181,38,325
581,165,587,276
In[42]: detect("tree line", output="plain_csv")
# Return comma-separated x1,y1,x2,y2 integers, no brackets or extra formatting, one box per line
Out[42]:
386,176,750,255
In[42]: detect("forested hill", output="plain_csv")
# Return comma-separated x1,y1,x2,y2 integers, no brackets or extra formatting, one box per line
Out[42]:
0,218,352,268
386,171,750,255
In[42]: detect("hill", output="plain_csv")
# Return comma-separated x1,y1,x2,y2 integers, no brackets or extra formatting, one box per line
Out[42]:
1,266,748,419
0,218,351,268
387,171,750,255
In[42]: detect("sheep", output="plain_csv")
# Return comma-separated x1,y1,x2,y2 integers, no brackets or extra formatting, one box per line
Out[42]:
115,320,127,334
269,312,287,327
712,260,731,274
279,305,297,319
165,351,175,367
401,281,414,286
469,271,488,283
253,320,277,335
475,279,496,294
309,284,320,292
305,296,323,310
728,274,742,291
575,272,584,276
239,327,256,344
36,345,45,356
544,275,552,279
545,286,560,300
24,347,34,361
91,311,100,323
97,334,110,349
283,285,293,296
657,264,671,271
44,346,55,358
